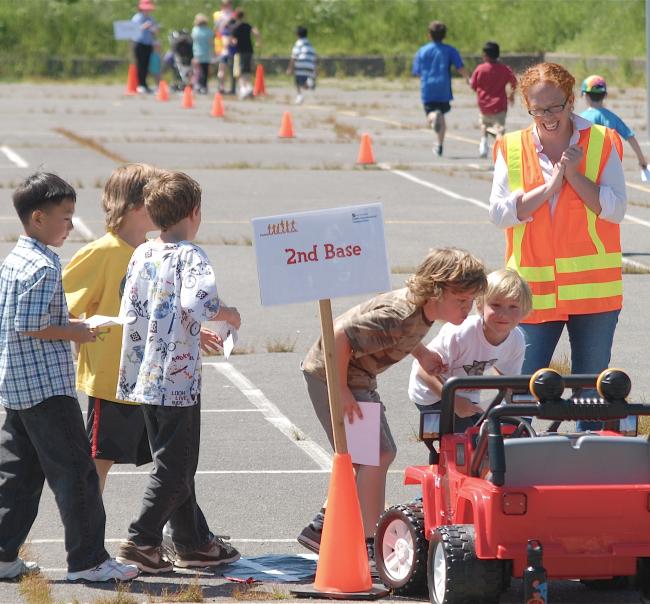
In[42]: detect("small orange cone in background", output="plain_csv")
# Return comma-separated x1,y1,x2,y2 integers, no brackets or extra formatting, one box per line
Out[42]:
278,111,295,138
253,64,267,96
210,92,225,117
356,133,376,165
125,64,138,95
157,80,170,102
182,85,194,109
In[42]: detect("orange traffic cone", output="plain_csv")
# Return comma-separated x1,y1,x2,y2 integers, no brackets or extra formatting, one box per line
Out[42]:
182,85,194,109
125,64,138,96
291,453,388,599
356,133,376,165
210,92,225,117
157,80,170,102
253,64,266,96
278,111,295,138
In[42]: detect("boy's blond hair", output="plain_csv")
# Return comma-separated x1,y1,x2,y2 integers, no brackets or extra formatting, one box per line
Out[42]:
144,171,201,231
406,247,487,307
102,163,162,232
477,268,532,318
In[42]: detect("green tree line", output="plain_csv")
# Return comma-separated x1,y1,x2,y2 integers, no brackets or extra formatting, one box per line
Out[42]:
0,0,645,78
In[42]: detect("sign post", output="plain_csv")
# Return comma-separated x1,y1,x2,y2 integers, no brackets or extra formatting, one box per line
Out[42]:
251,203,390,598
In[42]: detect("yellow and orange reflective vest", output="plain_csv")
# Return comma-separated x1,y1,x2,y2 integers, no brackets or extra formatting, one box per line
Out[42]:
497,124,623,324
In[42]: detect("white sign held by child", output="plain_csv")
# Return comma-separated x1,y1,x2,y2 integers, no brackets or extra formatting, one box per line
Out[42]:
343,401,381,466
251,203,390,306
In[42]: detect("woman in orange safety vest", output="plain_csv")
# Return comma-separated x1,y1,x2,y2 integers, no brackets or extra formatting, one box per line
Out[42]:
489,62,627,432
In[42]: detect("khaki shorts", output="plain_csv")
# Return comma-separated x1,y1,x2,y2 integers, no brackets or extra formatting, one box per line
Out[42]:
302,370,397,457
480,111,507,136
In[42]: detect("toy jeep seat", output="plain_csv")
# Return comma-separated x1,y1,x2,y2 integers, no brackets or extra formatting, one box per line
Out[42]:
498,434,650,486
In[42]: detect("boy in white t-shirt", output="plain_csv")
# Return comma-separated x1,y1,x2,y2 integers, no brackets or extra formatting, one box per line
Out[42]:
115,171,242,573
409,268,532,434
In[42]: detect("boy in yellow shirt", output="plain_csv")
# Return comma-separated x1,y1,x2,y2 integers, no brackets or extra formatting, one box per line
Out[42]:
63,164,162,492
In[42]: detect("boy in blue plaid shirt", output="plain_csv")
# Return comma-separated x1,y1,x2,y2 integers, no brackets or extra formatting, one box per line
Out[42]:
0,173,138,582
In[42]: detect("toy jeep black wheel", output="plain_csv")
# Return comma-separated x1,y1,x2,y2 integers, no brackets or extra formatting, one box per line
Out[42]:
374,504,428,595
428,525,503,604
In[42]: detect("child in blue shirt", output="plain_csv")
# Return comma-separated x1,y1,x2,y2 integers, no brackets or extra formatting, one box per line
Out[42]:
580,74,647,169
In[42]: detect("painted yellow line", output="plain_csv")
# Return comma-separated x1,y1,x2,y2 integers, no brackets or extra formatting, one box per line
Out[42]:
627,181,650,194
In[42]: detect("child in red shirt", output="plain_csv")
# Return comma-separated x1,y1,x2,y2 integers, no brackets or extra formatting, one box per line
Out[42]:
470,41,517,158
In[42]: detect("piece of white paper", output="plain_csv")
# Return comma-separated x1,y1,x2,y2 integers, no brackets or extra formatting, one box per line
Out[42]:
84,314,135,329
222,330,238,359
641,168,650,182
113,20,140,41
344,401,380,466
214,321,238,359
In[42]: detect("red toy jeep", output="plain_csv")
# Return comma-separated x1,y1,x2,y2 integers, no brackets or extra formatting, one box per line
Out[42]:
374,369,650,604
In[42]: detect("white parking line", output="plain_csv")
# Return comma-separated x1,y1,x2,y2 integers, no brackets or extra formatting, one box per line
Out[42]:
71,216,95,241
382,165,650,269
207,362,333,471
0,145,28,168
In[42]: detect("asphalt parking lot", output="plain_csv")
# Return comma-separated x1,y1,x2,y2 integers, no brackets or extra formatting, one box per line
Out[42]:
0,77,649,603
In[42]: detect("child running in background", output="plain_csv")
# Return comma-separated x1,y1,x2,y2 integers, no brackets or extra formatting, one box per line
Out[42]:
409,269,531,435
412,20,470,157
63,164,162,494
287,25,317,105
470,41,517,159
0,173,138,582
115,171,241,574
298,248,486,559
580,74,648,170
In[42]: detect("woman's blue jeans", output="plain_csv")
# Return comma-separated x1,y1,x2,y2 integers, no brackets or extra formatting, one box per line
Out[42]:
519,309,620,431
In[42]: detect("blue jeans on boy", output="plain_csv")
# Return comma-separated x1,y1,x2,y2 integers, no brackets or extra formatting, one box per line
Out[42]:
520,310,620,431
128,399,213,553
0,396,109,572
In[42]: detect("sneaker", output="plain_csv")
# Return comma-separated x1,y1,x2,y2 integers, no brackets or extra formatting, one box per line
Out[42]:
295,94,304,105
433,144,443,157
297,510,325,553
297,523,322,553
115,540,172,574
479,137,488,158
0,558,39,579
67,558,139,582
174,536,240,568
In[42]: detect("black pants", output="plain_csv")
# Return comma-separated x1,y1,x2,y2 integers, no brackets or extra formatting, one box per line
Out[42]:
197,63,210,90
134,42,153,88
127,400,212,554
0,396,109,572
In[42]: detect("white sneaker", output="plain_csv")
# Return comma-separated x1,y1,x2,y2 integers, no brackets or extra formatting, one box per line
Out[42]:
136,86,147,94
295,94,304,105
479,137,488,158
0,558,39,579
67,558,139,582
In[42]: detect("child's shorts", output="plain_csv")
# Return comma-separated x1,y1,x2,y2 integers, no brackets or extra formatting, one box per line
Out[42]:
303,370,397,457
423,101,451,116
479,111,507,136
86,397,152,466
295,75,316,89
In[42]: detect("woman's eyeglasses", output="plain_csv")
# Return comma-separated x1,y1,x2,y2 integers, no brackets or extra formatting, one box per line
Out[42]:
527,98,568,117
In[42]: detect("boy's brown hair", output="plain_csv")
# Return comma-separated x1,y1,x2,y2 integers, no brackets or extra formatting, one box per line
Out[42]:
428,21,446,42
406,247,486,306
103,163,162,232
144,170,201,231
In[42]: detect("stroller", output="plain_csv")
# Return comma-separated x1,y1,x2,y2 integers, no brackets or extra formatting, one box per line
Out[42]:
166,30,193,91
